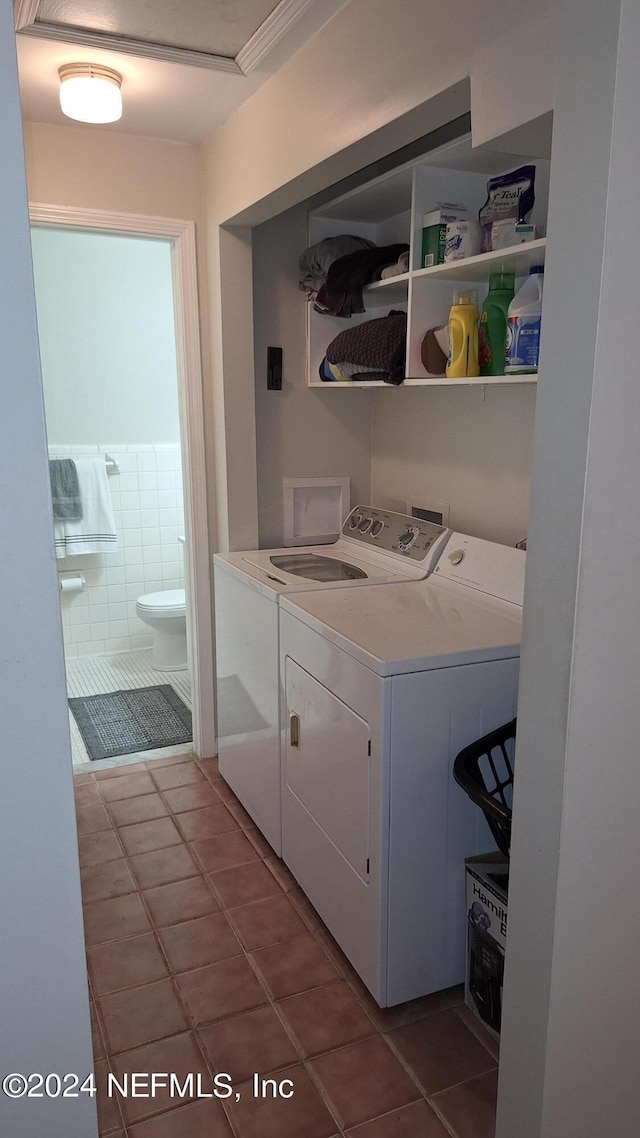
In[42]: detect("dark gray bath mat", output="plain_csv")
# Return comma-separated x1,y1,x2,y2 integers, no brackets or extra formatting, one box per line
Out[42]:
69,685,192,761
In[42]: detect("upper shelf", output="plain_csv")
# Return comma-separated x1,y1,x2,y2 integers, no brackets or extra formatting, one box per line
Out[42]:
360,241,547,305
309,374,537,389
363,272,410,304
414,238,546,283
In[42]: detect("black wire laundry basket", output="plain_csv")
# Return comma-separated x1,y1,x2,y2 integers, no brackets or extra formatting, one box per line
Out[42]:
453,718,516,858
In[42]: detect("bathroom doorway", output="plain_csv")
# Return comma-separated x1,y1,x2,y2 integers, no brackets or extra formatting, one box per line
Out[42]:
30,206,214,770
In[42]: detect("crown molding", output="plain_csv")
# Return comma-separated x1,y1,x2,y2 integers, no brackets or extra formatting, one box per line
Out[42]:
14,0,320,74
14,0,40,31
236,0,316,73
17,19,243,73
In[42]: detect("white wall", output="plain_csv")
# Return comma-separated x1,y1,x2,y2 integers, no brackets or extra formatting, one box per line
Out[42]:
22,122,203,220
0,12,97,1136
471,10,557,150
252,203,372,545
31,227,179,444
498,2,640,1134
371,386,535,545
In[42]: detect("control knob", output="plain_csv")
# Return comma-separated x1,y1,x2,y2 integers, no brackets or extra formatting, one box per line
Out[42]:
397,526,419,551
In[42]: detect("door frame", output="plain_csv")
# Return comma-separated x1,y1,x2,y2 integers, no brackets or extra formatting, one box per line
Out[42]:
29,202,215,758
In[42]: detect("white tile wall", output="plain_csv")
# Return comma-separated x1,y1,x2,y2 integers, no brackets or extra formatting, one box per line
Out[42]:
51,443,185,660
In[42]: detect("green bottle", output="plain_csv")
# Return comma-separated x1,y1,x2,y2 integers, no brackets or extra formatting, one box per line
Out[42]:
478,271,515,376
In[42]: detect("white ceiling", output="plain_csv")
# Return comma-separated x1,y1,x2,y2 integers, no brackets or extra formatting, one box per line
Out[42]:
16,0,348,144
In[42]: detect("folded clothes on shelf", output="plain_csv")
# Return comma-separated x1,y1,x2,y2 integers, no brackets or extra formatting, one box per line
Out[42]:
319,357,351,382
315,244,410,317
324,309,407,384
380,250,410,279
298,234,376,301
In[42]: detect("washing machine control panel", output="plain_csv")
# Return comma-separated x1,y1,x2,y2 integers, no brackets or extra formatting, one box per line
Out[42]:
343,506,447,562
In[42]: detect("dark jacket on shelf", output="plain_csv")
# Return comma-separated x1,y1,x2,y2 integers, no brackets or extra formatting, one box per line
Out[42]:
315,243,410,317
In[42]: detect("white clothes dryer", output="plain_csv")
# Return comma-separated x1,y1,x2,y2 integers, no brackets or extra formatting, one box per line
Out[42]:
213,507,450,854
279,533,526,1005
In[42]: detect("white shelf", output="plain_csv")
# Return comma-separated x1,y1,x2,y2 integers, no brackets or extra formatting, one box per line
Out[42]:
309,374,537,389
363,272,410,305
414,238,546,283
403,373,537,386
307,135,550,390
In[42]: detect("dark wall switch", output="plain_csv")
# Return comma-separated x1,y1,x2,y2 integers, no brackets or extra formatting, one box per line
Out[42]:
267,346,283,390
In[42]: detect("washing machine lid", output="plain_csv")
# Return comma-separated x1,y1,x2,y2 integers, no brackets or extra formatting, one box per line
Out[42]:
214,544,411,601
213,507,451,599
280,535,525,677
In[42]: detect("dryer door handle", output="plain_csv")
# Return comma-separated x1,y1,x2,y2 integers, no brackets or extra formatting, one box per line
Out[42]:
289,711,300,748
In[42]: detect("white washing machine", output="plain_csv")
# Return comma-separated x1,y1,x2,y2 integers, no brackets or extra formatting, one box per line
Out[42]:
213,507,450,854
279,532,526,1006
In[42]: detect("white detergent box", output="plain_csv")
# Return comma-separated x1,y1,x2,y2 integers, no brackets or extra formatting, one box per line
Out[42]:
464,853,509,1040
422,202,467,267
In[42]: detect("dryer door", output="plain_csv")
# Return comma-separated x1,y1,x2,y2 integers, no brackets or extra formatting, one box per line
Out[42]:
284,657,371,880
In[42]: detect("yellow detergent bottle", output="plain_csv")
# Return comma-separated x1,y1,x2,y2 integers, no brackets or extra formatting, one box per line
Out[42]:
446,288,480,378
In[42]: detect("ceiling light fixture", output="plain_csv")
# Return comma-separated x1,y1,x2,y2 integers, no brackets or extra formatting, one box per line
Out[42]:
58,63,123,124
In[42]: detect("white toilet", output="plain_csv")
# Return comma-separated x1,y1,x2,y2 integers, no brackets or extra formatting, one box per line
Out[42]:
136,589,187,671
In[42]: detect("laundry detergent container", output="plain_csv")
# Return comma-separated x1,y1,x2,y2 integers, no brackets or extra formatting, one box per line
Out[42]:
136,589,187,670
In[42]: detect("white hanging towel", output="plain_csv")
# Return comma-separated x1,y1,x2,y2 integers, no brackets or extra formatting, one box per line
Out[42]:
54,457,118,558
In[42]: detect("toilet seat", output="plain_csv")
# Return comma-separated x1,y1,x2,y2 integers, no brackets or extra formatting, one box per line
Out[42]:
136,589,185,617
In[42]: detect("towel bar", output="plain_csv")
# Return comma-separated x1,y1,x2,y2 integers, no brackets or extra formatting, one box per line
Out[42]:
48,451,120,474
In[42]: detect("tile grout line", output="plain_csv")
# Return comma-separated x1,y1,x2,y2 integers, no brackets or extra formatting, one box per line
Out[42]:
426,1069,500,1138
451,1002,500,1062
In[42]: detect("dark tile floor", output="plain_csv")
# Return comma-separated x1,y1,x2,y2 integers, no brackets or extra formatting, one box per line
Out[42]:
75,753,499,1138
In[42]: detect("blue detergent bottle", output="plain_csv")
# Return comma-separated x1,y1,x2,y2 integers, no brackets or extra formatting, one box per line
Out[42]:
505,266,544,374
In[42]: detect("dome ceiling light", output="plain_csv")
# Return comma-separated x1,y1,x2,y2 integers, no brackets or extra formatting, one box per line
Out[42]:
58,63,122,124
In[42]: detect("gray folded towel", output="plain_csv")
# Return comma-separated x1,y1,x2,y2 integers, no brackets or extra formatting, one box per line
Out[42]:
49,458,83,521
298,235,376,300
